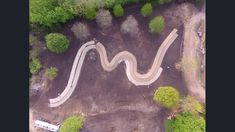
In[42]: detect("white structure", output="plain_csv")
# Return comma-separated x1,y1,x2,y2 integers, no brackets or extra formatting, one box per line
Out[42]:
34,120,60,132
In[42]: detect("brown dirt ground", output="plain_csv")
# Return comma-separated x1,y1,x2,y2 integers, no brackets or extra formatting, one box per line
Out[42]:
30,3,189,132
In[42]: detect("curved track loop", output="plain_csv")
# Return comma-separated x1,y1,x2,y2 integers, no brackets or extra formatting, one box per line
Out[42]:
49,29,178,107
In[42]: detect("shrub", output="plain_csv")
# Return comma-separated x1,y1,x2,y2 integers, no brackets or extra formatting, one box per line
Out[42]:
59,116,84,132
29,34,38,46
181,96,204,115
153,86,180,109
140,3,152,17
105,0,116,8
29,57,42,74
96,9,112,29
158,0,172,5
44,67,58,80
113,4,124,17
84,8,97,20
45,33,69,53
149,16,165,33
120,15,139,37
166,112,205,132
71,22,91,41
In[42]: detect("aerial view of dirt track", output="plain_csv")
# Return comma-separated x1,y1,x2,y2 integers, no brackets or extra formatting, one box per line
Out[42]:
29,0,205,132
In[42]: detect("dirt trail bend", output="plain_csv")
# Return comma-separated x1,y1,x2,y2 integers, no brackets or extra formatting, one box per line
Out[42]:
49,29,178,107
182,12,205,103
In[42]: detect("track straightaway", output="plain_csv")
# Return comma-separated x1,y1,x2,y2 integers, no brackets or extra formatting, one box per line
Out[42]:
49,28,178,107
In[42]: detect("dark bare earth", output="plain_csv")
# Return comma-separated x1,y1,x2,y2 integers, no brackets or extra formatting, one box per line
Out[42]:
30,3,187,132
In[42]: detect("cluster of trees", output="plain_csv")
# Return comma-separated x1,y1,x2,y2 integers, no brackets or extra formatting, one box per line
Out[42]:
30,0,172,29
153,86,205,132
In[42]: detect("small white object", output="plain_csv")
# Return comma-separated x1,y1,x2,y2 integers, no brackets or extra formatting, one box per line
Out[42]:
34,120,60,132
167,66,170,69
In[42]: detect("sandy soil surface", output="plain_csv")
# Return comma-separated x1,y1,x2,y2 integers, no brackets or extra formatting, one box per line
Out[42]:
28,2,198,132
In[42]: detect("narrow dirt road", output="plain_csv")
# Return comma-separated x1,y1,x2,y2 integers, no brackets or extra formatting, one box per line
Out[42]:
182,12,205,103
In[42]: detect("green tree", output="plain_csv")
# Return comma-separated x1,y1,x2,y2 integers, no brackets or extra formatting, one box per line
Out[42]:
105,0,116,8
113,4,124,17
45,33,69,53
153,86,180,109
44,67,59,80
149,16,165,33
59,116,84,132
140,3,152,17
29,57,42,74
84,8,97,20
166,112,205,132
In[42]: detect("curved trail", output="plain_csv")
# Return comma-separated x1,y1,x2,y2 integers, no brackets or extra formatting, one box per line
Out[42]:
49,29,178,107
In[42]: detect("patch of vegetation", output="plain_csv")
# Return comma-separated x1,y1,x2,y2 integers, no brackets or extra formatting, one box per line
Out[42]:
113,4,124,17
96,9,112,29
149,16,165,33
45,33,69,53
59,115,84,132
29,57,43,74
166,112,205,132
84,7,97,20
71,22,91,41
158,0,172,5
29,34,38,46
153,86,180,109
44,67,59,80
105,0,116,8
30,0,74,28
140,3,152,17
120,15,139,37
181,96,204,115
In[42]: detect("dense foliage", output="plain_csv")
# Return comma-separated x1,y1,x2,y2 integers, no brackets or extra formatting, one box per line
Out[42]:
96,9,112,29
59,116,84,132
45,33,69,53
149,16,165,33
140,3,152,17
71,22,91,41
30,0,74,28
84,8,97,20
120,15,139,37
181,96,204,115
44,67,59,80
113,4,124,17
153,86,180,109
166,113,205,132
29,57,42,74
105,0,116,8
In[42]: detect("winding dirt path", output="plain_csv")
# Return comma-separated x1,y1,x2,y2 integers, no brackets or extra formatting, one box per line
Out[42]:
49,29,178,107
182,12,205,103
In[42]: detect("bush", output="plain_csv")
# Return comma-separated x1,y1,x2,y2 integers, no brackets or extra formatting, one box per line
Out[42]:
44,67,58,80
45,33,69,53
181,96,204,115
29,34,38,46
59,116,84,132
71,22,91,41
105,0,116,8
29,57,42,74
140,3,152,17
120,15,139,37
149,16,165,33
84,8,97,20
96,9,112,29
113,4,124,17
158,0,172,5
153,86,180,109
166,113,205,132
